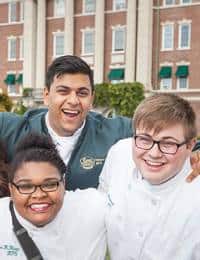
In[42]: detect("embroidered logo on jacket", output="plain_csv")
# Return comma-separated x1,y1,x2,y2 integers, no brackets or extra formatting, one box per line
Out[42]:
80,156,104,169
0,244,20,256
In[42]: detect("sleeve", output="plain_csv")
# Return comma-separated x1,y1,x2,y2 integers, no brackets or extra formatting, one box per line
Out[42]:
177,206,200,260
98,144,118,193
193,140,200,151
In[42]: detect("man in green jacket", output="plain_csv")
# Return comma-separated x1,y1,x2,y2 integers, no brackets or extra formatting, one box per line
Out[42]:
0,55,199,190
0,55,132,190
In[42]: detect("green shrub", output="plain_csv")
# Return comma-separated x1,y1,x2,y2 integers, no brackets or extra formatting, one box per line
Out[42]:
13,101,28,115
94,82,145,118
23,88,34,97
0,93,13,111
93,83,110,107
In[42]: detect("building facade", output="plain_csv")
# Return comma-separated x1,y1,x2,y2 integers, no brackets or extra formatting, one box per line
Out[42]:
0,0,199,130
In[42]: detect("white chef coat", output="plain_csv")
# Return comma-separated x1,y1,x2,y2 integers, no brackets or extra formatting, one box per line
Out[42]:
0,189,107,260
99,138,200,260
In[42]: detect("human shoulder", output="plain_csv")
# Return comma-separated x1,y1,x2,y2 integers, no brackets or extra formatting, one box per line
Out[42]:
64,188,107,213
0,197,11,219
87,111,133,138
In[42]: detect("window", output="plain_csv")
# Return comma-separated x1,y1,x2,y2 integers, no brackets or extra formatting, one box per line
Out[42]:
162,24,174,50
160,78,172,90
4,73,17,95
53,33,64,57
8,1,17,23
8,85,17,95
113,0,126,10
54,0,65,17
8,38,17,61
20,1,24,21
83,0,96,14
19,37,24,60
178,23,191,49
112,27,126,52
176,65,189,89
180,0,191,4
177,77,188,89
164,0,175,6
159,66,172,90
82,30,94,55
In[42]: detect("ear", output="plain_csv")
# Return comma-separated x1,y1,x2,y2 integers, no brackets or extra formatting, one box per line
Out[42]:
187,138,197,152
89,91,95,110
43,87,50,106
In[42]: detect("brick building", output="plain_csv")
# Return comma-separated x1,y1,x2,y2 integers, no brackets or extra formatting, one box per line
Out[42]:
0,0,199,132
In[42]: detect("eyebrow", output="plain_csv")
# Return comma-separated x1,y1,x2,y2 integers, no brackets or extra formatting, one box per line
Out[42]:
137,133,181,142
14,177,60,184
56,85,91,90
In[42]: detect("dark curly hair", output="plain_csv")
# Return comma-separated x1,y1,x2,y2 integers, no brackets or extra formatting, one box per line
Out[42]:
9,133,67,183
0,141,10,197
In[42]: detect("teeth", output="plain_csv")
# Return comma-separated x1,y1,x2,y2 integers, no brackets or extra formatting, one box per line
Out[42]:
62,109,79,115
146,160,164,166
30,204,49,210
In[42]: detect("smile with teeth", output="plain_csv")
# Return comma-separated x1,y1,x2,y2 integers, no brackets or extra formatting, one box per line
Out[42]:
62,109,80,117
145,160,165,167
30,203,51,212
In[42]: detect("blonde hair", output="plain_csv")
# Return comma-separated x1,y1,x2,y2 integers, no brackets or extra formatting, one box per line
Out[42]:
133,93,197,141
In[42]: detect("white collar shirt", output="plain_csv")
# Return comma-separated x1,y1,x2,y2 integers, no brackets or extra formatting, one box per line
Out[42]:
99,138,200,260
45,112,85,165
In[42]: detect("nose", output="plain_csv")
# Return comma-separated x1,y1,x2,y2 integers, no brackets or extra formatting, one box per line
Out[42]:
67,91,79,105
148,142,163,158
31,186,47,198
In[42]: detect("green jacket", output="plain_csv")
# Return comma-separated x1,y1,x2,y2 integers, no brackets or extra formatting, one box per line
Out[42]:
0,109,133,190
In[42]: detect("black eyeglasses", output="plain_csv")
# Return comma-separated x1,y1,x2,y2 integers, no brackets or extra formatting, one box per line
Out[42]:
134,135,188,155
11,178,63,195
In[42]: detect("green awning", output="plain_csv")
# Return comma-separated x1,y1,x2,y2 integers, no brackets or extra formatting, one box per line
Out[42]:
175,65,189,77
108,69,124,80
16,73,23,84
159,66,172,78
4,74,16,85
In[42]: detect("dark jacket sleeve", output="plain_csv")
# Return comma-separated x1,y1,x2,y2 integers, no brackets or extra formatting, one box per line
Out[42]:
193,141,200,152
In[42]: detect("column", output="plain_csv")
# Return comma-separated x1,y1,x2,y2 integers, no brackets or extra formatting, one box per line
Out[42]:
64,0,74,55
136,0,153,90
125,0,137,82
94,0,105,84
35,0,46,92
23,0,37,89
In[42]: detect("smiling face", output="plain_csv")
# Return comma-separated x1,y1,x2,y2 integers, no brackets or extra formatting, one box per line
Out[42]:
44,73,94,136
132,124,195,185
9,161,65,227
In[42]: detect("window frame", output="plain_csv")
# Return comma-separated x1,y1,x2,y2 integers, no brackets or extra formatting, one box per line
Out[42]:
160,78,172,90
8,37,17,61
178,22,191,50
8,1,17,23
53,32,64,58
82,29,95,55
19,36,24,60
180,0,191,5
6,71,17,96
163,0,175,6
54,0,65,17
112,26,126,53
83,0,96,14
161,23,174,51
177,77,188,89
113,0,126,11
